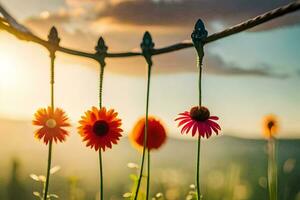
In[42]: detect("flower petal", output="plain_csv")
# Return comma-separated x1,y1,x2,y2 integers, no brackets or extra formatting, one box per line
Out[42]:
192,123,198,137
197,122,206,138
209,116,219,120
205,123,212,138
175,116,190,121
177,118,192,127
207,119,221,130
181,121,195,135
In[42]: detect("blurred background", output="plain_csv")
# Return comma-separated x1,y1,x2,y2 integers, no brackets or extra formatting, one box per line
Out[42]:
0,0,300,199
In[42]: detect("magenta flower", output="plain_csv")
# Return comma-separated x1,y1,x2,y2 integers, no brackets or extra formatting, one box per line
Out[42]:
175,106,221,138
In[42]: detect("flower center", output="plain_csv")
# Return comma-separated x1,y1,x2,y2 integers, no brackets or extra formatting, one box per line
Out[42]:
190,106,210,121
93,120,109,136
46,119,57,128
267,121,275,130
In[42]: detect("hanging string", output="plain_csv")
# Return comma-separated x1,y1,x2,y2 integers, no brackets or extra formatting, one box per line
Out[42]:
43,26,60,200
134,31,154,200
95,36,107,200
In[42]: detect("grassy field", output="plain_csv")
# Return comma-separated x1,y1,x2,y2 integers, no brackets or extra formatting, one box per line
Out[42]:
0,118,300,200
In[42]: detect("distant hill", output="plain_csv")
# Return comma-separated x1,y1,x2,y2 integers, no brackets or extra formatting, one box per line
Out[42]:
0,118,300,200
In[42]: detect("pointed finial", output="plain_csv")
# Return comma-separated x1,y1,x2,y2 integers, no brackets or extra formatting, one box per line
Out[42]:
191,19,208,42
191,19,208,61
141,31,154,66
48,26,60,45
95,36,108,67
141,31,154,51
95,36,108,54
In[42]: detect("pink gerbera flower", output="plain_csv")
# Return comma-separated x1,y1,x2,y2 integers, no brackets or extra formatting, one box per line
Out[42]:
175,106,221,138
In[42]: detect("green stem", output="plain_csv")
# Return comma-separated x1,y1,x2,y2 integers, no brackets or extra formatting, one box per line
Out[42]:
196,56,203,200
43,52,55,200
268,136,277,200
98,64,105,200
50,52,55,109
134,64,152,200
99,150,104,200
146,149,150,199
43,140,53,200
196,135,201,200
198,56,202,106
99,65,104,109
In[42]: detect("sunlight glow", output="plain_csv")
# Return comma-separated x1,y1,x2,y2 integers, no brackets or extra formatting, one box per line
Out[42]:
0,50,20,91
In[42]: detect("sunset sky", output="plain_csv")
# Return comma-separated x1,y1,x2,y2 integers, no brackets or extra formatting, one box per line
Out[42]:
0,0,300,138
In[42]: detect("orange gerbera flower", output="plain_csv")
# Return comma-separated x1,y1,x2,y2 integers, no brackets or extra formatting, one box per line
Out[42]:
78,107,123,151
33,107,70,145
130,116,167,151
263,114,278,139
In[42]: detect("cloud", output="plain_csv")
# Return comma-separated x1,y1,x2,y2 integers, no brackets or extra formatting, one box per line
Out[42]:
26,12,70,28
23,0,300,34
97,0,300,31
104,52,288,78
203,54,288,78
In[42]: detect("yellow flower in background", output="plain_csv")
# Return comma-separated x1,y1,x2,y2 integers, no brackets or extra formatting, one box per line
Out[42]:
263,114,278,139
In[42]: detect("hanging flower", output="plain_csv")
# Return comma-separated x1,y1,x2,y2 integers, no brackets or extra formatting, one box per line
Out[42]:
263,114,278,139
175,106,221,138
78,107,123,151
33,107,70,145
130,116,167,150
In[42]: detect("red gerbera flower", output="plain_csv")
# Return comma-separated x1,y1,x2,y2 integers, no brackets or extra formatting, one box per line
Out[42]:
130,116,167,150
175,106,221,138
33,107,70,145
78,107,123,151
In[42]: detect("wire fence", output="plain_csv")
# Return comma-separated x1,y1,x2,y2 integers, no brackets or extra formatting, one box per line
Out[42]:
0,2,299,200
0,1,299,62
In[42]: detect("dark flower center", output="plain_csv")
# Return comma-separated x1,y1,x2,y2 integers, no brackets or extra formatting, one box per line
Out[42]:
190,106,210,121
93,120,109,136
267,121,275,130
